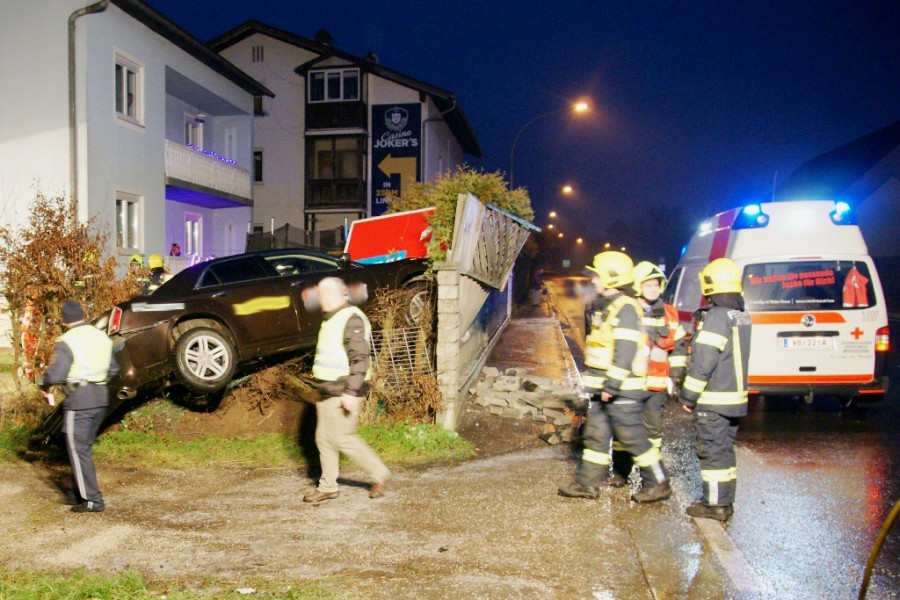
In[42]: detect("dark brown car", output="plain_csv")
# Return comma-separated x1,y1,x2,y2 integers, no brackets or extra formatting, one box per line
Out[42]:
94,248,430,400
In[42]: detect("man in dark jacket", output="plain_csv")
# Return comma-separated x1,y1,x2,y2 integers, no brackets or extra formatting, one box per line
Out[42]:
680,258,752,520
302,277,391,504
40,301,119,513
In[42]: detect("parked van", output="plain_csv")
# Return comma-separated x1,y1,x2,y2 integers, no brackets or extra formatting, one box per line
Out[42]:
663,200,889,403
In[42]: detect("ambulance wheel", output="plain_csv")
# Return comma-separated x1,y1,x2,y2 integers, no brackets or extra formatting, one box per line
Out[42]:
173,326,237,394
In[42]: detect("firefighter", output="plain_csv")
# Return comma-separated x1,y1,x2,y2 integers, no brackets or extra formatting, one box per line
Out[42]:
610,261,687,486
559,251,670,503
146,253,166,294
679,258,751,520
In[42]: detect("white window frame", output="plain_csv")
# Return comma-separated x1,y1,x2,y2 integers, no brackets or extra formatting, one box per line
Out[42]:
184,212,203,257
308,68,360,103
114,52,143,125
115,192,142,251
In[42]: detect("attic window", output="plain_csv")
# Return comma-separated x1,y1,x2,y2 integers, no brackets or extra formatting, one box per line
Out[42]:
251,45,264,62
308,69,360,103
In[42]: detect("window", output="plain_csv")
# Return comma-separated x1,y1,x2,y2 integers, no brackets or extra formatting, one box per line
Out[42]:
184,114,204,148
743,261,878,312
306,136,366,209
116,193,140,250
200,258,268,287
251,45,264,62
263,254,339,276
253,150,263,183
253,96,265,116
114,55,142,122
184,213,202,256
308,69,360,102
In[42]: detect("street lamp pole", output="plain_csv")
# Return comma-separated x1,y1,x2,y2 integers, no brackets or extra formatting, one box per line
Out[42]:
509,101,589,188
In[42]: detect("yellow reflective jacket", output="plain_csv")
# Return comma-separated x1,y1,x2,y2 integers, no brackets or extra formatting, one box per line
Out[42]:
583,293,649,398
312,305,373,383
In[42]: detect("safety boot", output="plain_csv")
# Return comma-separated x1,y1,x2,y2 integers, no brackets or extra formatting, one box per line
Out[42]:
630,480,671,503
686,501,733,521
558,481,601,499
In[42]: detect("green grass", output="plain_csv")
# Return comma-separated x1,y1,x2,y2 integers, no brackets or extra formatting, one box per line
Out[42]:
90,420,473,469
0,351,13,376
0,567,351,599
0,423,31,461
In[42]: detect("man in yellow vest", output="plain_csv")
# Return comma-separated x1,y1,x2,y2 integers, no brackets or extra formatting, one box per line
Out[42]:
39,301,119,513
302,277,391,503
559,252,670,503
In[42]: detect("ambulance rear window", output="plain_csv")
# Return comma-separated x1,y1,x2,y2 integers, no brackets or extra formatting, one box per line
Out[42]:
743,261,877,312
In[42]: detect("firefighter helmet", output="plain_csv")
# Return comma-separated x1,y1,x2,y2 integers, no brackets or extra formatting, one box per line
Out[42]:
148,253,164,270
699,258,743,295
631,261,666,295
586,251,634,289
129,253,144,267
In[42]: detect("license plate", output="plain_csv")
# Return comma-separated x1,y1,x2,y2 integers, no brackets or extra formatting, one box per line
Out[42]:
780,337,833,350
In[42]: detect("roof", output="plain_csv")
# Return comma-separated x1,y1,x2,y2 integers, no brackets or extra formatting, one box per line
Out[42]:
777,119,900,200
111,0,273,98
208,20,482,157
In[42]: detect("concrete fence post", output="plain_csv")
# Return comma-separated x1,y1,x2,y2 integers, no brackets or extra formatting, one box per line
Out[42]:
435,261,462,429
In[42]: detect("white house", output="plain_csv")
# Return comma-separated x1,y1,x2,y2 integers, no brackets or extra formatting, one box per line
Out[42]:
0,0,273,266
209,21,482,242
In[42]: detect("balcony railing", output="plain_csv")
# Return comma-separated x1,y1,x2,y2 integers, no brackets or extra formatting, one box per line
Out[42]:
165,139,252,202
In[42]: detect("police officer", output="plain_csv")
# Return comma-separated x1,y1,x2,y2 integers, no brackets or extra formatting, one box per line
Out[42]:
302,277,391,503
679,258,751,520
40,301,119,513
610,262,687,486
559,252,670,503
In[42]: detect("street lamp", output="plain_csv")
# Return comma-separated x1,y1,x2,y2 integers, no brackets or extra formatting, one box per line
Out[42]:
509,100,590,187
549,210,557,218
562,184,574,195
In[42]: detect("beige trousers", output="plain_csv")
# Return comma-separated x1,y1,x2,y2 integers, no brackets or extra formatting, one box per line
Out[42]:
315,396,390,492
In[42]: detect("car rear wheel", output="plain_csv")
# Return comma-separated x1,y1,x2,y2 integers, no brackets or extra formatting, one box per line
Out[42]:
173,326,237,394
403,280,435,326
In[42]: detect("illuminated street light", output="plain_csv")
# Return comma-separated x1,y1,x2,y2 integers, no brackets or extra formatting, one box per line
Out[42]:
576,237,583,244
562,184,574,195
558,232,564,239
621,246,626,252
509,100,591,187
603,242,610,249
547,223,555,230
549,210,557,218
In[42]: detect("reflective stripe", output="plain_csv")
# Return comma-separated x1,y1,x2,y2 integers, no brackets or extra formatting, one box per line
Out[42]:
701,468,736,482
582,374,606,390
684,375,708,393
613,328,644,342
607,365,630,381
646,375,669,389
697,391,748,406
732,325,745,392
619,378,648,391
612,440,626,451
634,445,662,468
649,437,662,449
695,329,728,351
668,356,687,368
583,448,610,465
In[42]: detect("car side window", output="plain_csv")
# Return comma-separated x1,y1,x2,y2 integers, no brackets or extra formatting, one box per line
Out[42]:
201,258,269,287
264,254,339,276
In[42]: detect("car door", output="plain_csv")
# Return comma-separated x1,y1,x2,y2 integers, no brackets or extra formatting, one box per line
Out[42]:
194,256,299,354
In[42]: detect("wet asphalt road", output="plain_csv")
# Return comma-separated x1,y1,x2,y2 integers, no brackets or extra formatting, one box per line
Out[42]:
549,276,900,599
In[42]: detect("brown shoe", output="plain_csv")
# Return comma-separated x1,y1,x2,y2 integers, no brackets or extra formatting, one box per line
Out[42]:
303,490,338,503
369,482,387,499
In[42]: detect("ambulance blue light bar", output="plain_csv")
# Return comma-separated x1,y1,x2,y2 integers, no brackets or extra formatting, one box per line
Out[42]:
830,201,856,225
732,203,770,230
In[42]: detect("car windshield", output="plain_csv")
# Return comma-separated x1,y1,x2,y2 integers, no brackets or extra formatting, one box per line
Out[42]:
742,260,877,312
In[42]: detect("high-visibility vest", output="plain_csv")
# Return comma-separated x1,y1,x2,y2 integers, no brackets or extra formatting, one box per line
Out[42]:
59,325,113,384
583,295,649,391
643,303,687,391
312,305,373,382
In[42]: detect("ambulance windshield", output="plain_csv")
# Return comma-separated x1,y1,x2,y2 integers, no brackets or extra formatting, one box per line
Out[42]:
742,261,876,312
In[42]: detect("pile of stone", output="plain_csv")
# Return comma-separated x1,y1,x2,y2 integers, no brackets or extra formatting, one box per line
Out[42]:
467,366,586,444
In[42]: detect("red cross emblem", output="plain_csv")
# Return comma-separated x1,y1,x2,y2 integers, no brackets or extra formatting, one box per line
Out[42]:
850,327,864,340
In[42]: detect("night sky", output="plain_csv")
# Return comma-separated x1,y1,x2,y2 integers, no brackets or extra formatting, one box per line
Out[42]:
147,0,900,265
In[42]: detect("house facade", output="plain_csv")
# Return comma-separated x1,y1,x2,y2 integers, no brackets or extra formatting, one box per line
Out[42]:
0,0,272,267
209,21,481,241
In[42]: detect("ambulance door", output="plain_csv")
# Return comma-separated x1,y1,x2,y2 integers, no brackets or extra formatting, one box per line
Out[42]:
741,260,882,390
669,265,704,333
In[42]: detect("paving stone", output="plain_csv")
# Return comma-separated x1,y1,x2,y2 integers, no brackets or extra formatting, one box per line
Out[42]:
504,367,529,377
493,375,521,392
542,408,565,421
540,432,561,445
487,395,509,407
501,406,528,419
488,405,504,416
481,366,500,378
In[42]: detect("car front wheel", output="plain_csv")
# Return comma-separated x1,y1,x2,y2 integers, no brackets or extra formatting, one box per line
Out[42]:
173,326,237,394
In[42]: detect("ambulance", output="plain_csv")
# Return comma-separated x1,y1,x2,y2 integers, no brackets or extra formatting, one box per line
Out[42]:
663,200,890,403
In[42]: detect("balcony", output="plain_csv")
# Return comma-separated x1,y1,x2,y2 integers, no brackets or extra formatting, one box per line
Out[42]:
165,139,252,208
306,179,367,210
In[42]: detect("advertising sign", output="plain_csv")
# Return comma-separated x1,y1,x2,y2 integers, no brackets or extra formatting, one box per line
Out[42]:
371,103,421,217
344,207,436,264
